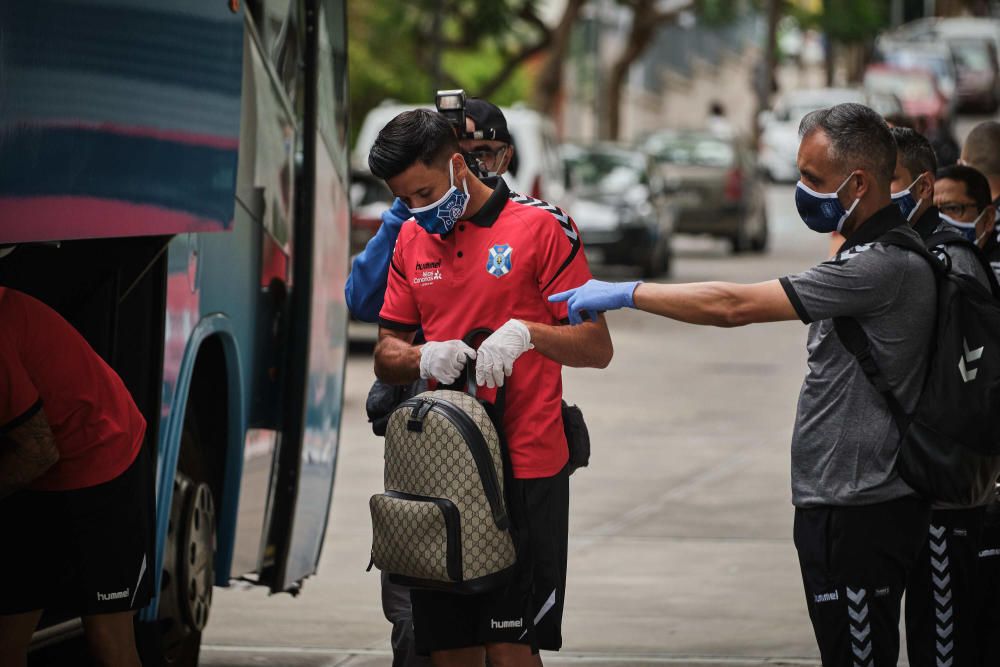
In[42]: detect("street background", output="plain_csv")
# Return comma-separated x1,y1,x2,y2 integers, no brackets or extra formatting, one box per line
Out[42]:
210,1,995,664
201,184,828,667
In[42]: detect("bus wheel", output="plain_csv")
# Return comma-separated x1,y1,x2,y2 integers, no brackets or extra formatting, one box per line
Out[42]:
160,464,216,665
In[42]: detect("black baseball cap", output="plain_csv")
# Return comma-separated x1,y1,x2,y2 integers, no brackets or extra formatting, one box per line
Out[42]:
464,99,512,145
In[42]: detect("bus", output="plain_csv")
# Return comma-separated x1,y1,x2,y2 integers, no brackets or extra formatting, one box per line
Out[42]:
0,1,350,663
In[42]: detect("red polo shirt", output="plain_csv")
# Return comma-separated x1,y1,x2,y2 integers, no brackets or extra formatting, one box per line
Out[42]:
380,180,592,479
0,288,145,491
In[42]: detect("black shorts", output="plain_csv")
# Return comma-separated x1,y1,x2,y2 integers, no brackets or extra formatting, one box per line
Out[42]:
411,466,569,655
0,445,155,616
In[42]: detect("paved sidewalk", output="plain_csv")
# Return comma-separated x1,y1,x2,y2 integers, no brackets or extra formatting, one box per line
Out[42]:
201,186,865,665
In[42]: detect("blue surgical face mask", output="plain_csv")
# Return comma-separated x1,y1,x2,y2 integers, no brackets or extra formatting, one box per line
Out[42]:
795,172,860,234
940,210,989,244
891,174,924,223
409,160,469,235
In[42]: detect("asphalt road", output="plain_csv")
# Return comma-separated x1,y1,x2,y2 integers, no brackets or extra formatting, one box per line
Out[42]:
197,182,847,667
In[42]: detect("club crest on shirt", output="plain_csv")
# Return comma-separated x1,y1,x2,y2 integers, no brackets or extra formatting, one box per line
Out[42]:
487,244,513,278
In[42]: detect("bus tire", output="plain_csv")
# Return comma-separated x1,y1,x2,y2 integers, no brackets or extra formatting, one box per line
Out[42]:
158,421,217,666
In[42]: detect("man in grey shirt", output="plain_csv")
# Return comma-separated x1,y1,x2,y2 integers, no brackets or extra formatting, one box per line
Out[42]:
549,103,936,665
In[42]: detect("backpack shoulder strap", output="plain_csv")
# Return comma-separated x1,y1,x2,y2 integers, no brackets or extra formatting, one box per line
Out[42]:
878,227,946,276
832,316,911,433
925,230,1000,298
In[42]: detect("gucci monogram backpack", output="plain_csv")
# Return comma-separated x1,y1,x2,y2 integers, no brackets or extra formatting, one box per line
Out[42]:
369,344,517,593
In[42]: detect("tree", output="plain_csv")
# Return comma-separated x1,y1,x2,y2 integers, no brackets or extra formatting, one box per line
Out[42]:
603,0,695,141
533,0,589,116
348,0,557,145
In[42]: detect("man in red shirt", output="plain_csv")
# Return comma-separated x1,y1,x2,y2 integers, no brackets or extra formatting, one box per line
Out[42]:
0,287,152,667
370,109,612,666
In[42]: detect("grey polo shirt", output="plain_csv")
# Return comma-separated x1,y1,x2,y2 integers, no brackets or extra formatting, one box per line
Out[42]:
779,207,936,508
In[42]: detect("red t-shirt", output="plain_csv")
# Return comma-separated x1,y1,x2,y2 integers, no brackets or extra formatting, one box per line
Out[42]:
0,288,146,491
379,181,592,479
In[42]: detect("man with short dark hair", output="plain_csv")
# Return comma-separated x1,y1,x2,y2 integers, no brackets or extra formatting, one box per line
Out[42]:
347,101,580,667
370,109,612,666
884,133,997,667
550,103,936,665
932,162,1000,667
347,99,530,323
935,164,997,248
890,127,938,235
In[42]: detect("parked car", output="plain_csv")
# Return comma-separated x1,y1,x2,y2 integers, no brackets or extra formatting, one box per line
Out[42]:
950,38,1000,112
349,170,393,257
864,64,950,125
346,170,393,342
642,131,767,254
757,87,902,183
874,38,959,115
896,16,1000,63
353,101,571,209
563,143,675,277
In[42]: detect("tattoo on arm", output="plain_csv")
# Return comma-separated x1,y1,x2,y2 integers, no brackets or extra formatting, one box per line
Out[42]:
0,410,60,499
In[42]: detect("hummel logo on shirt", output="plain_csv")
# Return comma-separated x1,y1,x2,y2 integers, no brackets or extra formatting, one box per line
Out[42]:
491,617,524,630
97,588,130,602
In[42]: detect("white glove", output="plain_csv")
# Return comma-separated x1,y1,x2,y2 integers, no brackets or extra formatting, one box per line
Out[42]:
419,340,477,384
475,319,534,389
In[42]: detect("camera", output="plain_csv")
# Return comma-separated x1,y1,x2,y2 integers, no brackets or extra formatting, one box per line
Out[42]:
435,89,467,136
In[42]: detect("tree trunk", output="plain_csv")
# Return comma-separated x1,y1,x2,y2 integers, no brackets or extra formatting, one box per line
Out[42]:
533,0,588,115
755,0,782,142
824,38,836,87
604,2,671,141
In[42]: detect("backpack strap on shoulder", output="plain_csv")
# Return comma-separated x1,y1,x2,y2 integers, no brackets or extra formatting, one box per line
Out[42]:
832,316,910,433
877,228,947,277
925,230,1000,298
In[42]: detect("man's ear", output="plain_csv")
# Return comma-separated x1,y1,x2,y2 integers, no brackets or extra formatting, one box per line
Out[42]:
452,152,470,182
851,170,871,201
501,145,515,172
917,172,935,201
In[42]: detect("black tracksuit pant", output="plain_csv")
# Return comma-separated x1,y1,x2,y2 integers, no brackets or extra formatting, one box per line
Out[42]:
794,495,931,667
975,502,1000,667
905,507,987,667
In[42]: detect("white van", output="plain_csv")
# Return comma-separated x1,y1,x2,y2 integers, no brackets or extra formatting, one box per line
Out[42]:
353,101,571,210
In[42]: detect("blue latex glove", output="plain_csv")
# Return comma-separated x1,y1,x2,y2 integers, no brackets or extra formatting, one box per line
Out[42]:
548,279,642,325
344,198,412,322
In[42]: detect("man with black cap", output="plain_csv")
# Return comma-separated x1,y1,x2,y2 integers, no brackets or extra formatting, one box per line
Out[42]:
344,99,579,667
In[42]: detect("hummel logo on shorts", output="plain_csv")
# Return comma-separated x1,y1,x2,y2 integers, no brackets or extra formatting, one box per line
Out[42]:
491,618,524,630
97,588,129,602
814,591,839,603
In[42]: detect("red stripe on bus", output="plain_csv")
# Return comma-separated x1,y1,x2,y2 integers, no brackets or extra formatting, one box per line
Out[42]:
12,120,240,150
0,196,228,243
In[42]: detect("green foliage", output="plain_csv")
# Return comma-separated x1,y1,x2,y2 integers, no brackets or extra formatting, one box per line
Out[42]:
348,0,537,148
695,0,751,26
797,0,890,43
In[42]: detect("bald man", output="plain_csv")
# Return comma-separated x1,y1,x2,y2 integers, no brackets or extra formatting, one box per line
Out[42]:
959,119,1000,667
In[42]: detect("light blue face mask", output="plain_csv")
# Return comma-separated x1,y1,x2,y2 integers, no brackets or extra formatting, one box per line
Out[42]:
794,172,860,234
891,174,924,223
409,160,469,235
940,210,989,245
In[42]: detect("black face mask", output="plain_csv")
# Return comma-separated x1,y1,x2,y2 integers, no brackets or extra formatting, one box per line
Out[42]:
462,152,490,180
